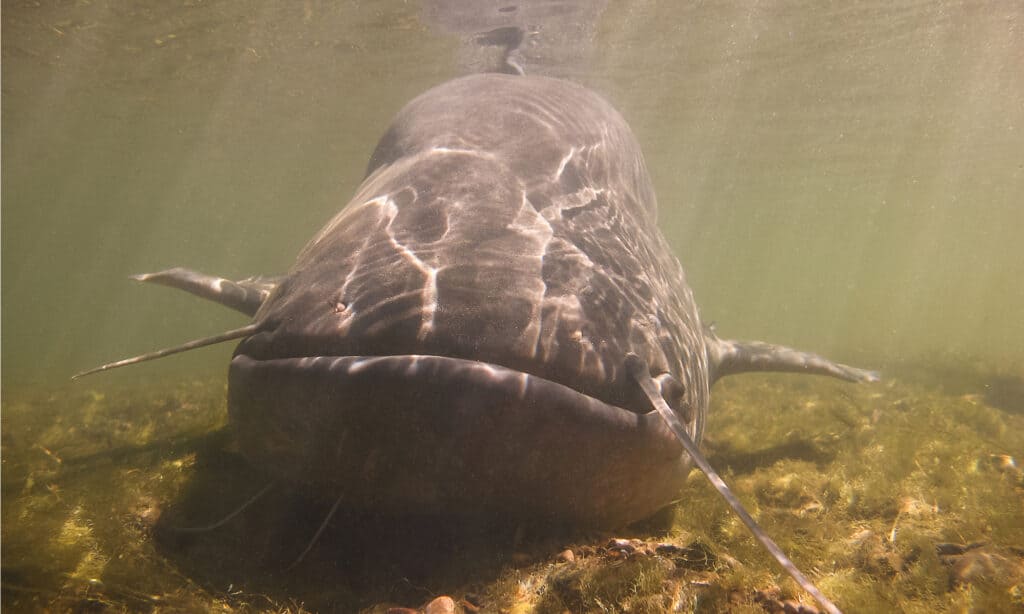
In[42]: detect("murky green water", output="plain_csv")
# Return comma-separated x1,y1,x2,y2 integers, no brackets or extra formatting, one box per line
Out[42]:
3,1,1022,612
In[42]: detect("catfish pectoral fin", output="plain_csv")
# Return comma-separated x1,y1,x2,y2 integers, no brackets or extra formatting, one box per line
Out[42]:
706,335,879,384
132,267,279,316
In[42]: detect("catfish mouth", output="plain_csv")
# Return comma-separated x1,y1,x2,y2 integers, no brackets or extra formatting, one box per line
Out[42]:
227,351,688,527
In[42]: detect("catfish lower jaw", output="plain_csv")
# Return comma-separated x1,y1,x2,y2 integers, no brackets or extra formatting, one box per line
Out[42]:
233,324,658,417
227,353,688,527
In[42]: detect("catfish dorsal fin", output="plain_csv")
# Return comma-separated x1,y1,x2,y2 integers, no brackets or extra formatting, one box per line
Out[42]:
71,323,264,380
624,354,843,614
706,332,879,385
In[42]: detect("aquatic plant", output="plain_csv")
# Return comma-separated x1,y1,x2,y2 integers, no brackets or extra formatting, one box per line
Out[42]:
3,364,1022,612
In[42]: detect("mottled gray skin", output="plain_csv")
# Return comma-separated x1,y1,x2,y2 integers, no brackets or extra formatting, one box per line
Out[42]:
244,74,707,432
89,73,874,527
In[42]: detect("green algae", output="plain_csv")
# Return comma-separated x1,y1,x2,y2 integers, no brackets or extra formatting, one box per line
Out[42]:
3,362,1022,612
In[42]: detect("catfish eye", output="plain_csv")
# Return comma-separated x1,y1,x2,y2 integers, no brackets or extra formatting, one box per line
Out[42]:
655,374,691,422
656,373,685,402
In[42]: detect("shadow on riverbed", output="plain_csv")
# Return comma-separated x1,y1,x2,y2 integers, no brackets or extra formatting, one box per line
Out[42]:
152,443,582,612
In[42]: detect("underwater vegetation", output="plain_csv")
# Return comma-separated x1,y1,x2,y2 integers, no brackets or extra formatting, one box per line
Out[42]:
2,361,1022,613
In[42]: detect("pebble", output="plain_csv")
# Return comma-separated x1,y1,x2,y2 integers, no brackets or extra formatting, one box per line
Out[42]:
556,548,575,563
605,538,644,557
936,541,1022,588
947,550,1005,587
782,599,821,614
754,590,820,614
935,541,985,556
424,595,457,614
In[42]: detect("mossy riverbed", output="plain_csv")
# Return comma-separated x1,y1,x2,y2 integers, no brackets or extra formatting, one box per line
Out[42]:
3,361,1022,613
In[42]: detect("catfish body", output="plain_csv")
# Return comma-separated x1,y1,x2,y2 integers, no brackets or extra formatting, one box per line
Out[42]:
231,74,705,525
82,74,874,528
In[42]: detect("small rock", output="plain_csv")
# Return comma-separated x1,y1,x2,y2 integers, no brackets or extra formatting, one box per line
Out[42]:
936,541,985,556
948,551,1004,587
990,453,1018,474
424,595,457,614
654,542,684,555
656,541,717,571
132,495,162,529
606,538,642,555
753,590,820,614
938,542,1022,588
780,599,820,614
556,548,575,563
